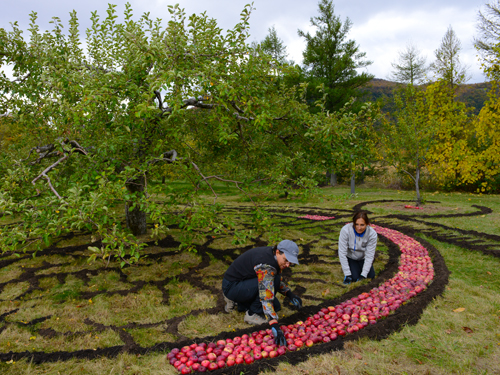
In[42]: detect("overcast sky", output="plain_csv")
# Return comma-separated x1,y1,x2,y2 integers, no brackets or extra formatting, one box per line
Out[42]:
1,0,489,83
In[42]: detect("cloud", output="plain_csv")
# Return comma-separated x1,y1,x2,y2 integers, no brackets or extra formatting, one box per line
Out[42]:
0,0,488,83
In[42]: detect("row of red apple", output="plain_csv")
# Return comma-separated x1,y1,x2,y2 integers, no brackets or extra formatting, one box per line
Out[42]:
168,225,434,373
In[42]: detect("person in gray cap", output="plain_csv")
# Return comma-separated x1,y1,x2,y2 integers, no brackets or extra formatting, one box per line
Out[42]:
221,240,303,345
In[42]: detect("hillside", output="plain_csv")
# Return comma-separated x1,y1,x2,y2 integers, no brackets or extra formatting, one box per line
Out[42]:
361,78,492,115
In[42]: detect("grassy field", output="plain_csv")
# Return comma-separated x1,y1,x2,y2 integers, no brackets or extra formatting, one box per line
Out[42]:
0,185,499,374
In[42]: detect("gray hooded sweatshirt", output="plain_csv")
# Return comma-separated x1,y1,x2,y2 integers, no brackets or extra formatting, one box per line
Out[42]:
338,223,378,278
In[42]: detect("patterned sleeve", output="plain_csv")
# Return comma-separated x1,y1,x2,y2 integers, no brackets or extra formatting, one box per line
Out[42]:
254,264,280,321
278,276,291,296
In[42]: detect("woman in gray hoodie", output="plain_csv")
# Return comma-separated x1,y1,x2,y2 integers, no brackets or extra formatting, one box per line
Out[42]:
338,212,378,284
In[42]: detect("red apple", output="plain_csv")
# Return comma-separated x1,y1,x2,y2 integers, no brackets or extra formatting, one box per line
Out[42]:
269,350,278,358
305,339,313,347
208,362,218,371
294,339,304,348
217,360,226,369
235,357,244,364
245,356,254,364
200,359,210,368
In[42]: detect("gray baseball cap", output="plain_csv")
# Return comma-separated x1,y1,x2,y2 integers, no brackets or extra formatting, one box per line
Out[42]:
277,240,299,265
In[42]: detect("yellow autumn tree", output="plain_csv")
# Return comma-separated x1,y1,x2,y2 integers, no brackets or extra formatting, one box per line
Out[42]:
424,80,474,189
460,83,500,192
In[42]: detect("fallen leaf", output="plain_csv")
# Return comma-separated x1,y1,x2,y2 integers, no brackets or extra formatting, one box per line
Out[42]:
322,289,330,297
462,326,474,333
487,271,491,275
453,307,465,313
353,352,363,360
445,329,452,334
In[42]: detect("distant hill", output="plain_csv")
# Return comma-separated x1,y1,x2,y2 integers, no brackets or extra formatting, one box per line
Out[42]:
360,78,492,115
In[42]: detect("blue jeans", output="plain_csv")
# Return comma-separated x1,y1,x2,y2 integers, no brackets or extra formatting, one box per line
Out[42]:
347,257,375,280
222,275,281,315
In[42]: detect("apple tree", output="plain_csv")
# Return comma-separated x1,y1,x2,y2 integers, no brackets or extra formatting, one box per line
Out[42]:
0,4,322,263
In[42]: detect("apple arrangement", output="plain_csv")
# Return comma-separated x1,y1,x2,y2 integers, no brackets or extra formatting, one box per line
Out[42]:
298,214,336,220
167,225,434,372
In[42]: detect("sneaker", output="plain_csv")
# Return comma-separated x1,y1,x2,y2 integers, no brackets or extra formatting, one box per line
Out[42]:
224,294,236,313
244,311,267,325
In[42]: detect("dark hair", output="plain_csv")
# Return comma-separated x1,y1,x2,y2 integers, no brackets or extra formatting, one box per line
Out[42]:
352,211,370,225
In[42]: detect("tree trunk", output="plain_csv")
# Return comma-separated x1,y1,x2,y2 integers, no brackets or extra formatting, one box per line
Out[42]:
415,168,421,206
125,175,147,235
350,172,355,194
331,171,337,186
326,170,337,186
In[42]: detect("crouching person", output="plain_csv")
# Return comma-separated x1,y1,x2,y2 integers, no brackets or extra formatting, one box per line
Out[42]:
221,240,303,346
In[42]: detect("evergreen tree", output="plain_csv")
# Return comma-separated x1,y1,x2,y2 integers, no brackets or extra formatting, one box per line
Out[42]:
297,0,373,112
431,26,471,90
475,0,500,60
390,42,428,85
259,26,290,65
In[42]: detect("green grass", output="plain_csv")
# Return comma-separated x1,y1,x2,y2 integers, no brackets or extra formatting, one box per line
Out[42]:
0,185,499,374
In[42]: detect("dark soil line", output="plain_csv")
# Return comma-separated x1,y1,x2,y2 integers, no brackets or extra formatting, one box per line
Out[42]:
352,199,441,213
378,216,500,258
379,204,492,219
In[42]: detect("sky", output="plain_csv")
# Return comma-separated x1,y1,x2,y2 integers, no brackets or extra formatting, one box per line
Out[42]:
1,0,490,83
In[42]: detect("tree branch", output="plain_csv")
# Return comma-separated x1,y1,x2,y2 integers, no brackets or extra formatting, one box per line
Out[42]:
31,154,69,199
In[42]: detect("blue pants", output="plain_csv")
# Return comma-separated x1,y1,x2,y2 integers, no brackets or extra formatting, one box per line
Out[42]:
348,257,375,280
222,275,281,316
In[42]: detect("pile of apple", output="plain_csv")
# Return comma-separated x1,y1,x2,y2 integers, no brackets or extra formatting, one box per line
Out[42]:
167,225,434,373
298,214,335,220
